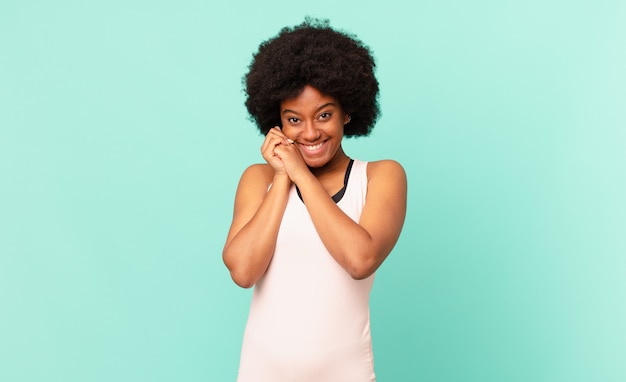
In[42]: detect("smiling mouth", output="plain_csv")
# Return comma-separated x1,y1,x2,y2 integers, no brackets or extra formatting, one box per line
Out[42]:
301,142,324,151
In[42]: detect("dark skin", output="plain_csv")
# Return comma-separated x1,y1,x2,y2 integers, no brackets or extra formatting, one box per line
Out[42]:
223,85,407,288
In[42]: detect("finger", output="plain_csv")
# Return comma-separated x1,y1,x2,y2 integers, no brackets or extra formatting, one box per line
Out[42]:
263,135,291,156
269,126,293,145
261,127,285,153
273,141,298,159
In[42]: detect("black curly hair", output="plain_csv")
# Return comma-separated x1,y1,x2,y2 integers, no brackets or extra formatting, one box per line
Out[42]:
243,17,380,137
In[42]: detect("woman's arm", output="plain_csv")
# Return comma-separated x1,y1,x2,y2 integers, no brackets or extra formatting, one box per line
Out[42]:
295,160,407,279
223,127,294,288
222,165,291,288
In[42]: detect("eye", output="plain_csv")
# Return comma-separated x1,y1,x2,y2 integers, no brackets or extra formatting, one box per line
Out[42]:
318,112,331,120
287,117,300,124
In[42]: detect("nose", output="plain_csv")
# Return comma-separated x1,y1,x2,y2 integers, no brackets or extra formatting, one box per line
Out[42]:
302,121,320,141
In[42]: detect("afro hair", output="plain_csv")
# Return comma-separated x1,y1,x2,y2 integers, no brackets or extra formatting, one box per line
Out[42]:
243,17,380,137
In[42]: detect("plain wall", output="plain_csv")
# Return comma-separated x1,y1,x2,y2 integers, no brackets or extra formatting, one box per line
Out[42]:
1,0,625,381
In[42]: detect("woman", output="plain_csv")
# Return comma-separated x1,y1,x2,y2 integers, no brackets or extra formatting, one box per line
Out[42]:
223,18,407,381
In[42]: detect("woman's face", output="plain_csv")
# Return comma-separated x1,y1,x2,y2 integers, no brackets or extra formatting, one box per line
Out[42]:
280,85,350,169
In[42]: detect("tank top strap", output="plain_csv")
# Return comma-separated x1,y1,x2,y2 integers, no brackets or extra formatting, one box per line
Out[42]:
296,159,356,203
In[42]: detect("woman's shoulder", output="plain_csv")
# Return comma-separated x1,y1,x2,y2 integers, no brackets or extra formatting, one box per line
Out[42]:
239,163,274,189
364,159,406,180
362,159,407,204
242,162,273,176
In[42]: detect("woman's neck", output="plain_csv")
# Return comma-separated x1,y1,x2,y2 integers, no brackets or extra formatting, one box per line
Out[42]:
309,147,350,179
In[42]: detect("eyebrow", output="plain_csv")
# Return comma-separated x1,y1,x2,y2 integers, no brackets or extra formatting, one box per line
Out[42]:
282,102,337,115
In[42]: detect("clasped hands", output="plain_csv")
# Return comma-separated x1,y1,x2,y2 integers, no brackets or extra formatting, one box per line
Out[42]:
261,127,310,183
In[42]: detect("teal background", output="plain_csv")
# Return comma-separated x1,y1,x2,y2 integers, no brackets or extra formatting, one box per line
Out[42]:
1,0,625,381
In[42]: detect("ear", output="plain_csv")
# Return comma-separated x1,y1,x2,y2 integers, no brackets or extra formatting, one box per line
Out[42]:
344,114,351,124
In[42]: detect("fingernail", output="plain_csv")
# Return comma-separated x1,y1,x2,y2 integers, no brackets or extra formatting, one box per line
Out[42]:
287,139,294,144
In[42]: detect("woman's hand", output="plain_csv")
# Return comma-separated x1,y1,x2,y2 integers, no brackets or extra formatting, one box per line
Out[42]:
261,127,292,174
262,127,311,184
272,139,311,185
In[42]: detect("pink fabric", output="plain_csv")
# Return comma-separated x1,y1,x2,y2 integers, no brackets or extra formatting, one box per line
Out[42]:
237,159,375,382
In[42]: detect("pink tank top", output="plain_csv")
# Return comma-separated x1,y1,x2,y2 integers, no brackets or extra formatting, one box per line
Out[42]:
237,159,376,382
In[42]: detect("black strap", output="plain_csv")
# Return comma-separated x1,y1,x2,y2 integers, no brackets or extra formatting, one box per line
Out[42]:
296,159,354,204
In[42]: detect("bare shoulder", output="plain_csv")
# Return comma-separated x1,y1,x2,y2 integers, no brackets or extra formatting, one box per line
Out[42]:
360,159,407,246
239,163,274,187
366,159,407,184
234,163,275,202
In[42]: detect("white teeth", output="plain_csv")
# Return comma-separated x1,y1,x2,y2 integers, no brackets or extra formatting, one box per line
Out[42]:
303,142,323,151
